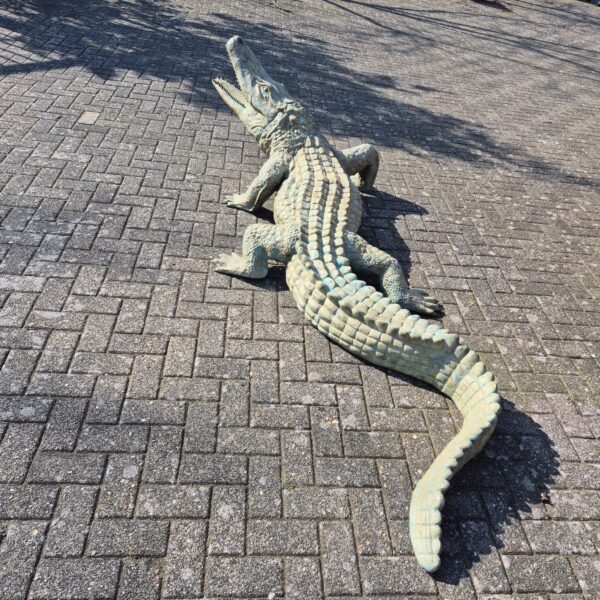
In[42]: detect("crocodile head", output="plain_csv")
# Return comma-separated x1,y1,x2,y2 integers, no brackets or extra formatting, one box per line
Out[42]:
213,35,295,143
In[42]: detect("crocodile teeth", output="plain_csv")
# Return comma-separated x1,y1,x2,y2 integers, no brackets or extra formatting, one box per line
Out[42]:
212,77,248,110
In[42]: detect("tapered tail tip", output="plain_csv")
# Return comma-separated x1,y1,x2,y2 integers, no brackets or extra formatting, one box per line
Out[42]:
417,554,441,573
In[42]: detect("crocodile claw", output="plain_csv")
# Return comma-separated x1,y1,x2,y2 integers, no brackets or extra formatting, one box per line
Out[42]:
405,288,443,316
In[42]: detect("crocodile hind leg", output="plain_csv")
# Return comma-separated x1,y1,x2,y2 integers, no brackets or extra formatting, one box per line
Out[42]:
214,224,297,279
344,232,442,316
335,144,379,191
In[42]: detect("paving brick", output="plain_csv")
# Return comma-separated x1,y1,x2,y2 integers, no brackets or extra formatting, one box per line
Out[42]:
248,519,318,555
284,487,349,519
77,424,148,452
179,453,247,484
546,491,600,520
285,557,323,600
345,431,404,458
320,521,361,595
127,355,163,399
40,398,87,451
30,559,120,600
95,454,142,518
0,349,39,394
44,485,97,557
316,457,379,487
77,314,115,353
0,521,46,600
136,484,209,517
336,384,369,430
205,557,283,597
184,401,217,452
87,519,169,557
117,559,160,600
361,556,437,595
120,398,186,425
282,430,313,486
572,556,600,598
281,381,336,405
523,520,596,555
163,520,207,598
461,520,511,594
28,451,106,484
87,374,127,423
207,485,246,555
0,423,43,482
0,484,58,518
251,403,309,429
311,405,343,456
220,380,249,426
159,376,219,401
350,488,392,555
163,335,196,376
248,455,281,518
250,358,278,404
27,373,96,397
37,330,79,372
0,396,52,423
218,426,279,455
503,554,580,593
142,426,182,484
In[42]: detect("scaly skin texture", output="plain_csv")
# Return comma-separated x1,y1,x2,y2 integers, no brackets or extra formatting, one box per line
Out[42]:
213,35,501,573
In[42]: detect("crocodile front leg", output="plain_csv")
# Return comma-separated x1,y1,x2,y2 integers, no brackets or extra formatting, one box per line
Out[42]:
214,223,297,279
335,144,379,191
344,232,442,316
226,155,287,212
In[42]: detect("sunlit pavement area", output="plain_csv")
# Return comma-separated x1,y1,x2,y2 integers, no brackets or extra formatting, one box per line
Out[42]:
0,0,599,598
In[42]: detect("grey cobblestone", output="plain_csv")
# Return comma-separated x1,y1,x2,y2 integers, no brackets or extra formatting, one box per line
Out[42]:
320,521,361,595
30,558,120,600
163,520,206,598
207,485,246,556
117,559,160,600
0,521,46,600
205,557,283,597
0,0,598,597
44,485,97,558
248,519,318,556
87,519,169,557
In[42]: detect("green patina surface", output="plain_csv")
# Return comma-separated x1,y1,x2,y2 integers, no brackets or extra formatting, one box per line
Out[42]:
213,35,501,573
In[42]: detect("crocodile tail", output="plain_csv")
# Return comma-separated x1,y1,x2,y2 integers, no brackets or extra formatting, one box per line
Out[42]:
409,346,500,572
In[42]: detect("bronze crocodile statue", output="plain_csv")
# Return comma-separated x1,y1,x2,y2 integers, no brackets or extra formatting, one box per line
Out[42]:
213,35,501,573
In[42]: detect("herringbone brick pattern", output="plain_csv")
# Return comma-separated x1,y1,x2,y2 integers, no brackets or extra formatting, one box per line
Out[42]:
0,0,598,597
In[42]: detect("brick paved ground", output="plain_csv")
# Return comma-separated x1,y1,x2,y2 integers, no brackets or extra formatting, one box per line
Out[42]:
0,0,598,598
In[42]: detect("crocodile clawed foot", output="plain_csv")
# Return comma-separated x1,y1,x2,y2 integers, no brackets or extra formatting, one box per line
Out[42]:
213,253,267,279
225,194,255,213
404,288,443,317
